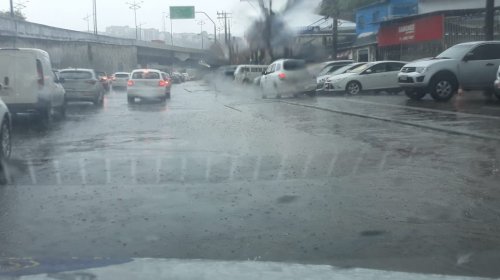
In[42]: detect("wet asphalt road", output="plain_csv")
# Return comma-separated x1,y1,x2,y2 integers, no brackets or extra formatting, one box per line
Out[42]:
1,80,500,277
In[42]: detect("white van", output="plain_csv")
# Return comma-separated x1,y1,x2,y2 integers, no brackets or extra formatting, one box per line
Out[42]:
234,65,268,84
0,48,66,122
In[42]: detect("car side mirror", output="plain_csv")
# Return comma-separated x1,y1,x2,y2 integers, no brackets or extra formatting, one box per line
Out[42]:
262,70,267,75
464,52,474,62
364,69,373,74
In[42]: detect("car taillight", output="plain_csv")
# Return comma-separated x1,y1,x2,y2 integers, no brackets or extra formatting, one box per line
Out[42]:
159,80,167,87
127,80,134,87
278,72,286,80
85,79,97,85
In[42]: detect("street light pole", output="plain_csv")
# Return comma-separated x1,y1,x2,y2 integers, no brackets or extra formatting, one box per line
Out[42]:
196,11,217,44
197,20,206,49
127,0,143,40
92,0,98,35
83,14,91,33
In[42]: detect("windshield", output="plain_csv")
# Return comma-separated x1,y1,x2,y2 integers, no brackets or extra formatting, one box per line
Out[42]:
132,71,160,79
348,63,374,74
59,71,92,79
435,43,473,59
283,59,306,70
2,1,500,279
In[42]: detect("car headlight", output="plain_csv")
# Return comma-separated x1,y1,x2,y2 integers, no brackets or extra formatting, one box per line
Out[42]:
415,67,428,74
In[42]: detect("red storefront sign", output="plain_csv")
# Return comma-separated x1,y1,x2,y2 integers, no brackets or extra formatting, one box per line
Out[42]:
378,15,444,47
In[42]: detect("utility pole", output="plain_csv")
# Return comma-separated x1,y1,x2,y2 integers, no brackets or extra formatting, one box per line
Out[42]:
196,11,217,44
83,14,91,33
92,0,98,35
197,20,206,49
330,0,339,58
486,0,495,41
127,0,143,40
10,0,17,47
137,22,146,41
217,11,232,44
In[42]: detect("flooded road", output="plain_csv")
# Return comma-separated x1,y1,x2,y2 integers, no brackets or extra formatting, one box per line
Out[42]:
1,80,500,278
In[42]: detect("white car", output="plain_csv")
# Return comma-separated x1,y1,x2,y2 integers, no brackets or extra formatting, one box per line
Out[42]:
59,68,105,106
112,72,130,90
324,61,407,95
260,59,316,98
234,65,268,84
0,99,11,160
400,41,500,101
127,69,171,103
0,48,66,123
317,62,367,92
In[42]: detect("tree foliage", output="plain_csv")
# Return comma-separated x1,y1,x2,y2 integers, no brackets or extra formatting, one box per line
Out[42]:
0,10,27,21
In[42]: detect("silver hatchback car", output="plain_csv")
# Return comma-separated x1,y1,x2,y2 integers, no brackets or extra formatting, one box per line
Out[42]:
59,68,105,106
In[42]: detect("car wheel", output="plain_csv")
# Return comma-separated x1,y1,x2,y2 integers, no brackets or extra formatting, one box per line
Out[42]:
128,96,135,104
346,81,362,95
0,118,11,160
405,89,427,100
429,75,457,102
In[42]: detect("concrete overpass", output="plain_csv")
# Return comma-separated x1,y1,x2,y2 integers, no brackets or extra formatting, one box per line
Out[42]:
0,15,210,73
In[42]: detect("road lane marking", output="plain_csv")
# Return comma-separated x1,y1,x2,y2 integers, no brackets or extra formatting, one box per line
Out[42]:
229,156,237,181
131,158,137,184
327,153,338,177
253,156,262,181
79,159,87,185
277,155,288,180
27,160,37,185
302,154,313,178
106,159,112,184
224,104,242,112
53,160,62,185
180,157,187,182
205,157,212,181
156,158,162,184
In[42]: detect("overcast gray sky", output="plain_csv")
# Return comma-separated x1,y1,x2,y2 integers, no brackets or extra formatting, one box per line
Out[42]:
0,0,322,35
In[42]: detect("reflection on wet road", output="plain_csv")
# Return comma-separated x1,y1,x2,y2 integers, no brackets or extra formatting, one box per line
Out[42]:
1,81,500,278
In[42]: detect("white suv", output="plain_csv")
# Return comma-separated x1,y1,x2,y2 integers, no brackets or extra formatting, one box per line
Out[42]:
398,41,500,102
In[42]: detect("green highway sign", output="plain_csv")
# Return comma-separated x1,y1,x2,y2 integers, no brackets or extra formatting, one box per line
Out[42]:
170,6,195,19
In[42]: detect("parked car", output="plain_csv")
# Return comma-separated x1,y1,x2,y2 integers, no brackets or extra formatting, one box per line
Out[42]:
59,68,105,106
96,71,111,92
399,41,500,101
324,61,407,95
112,72,130,90
0,98,11,160
171,72,183,84
317,62,367,92
161,72,173,93
127,69,171,103
234,65,268,84
0,48,66,123
315,60,355,77
217,65,238,80
494,65,500,100
260,59,316,98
